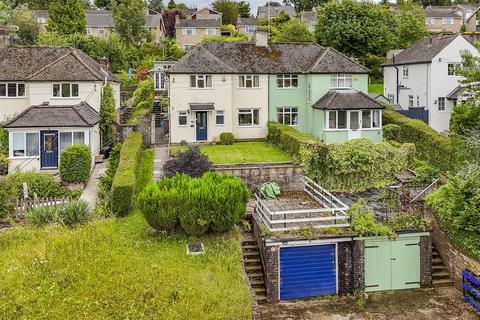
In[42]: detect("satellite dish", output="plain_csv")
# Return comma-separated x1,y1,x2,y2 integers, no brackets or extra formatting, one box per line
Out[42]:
9,25,19,32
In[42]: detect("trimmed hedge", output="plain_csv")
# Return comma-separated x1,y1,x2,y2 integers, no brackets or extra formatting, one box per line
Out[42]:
59,144,92,183
138,172,249,236
382,108,453,172
110,132,143,217
219,132,235,145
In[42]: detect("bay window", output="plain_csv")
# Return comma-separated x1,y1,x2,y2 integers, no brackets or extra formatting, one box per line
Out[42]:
330,74,352,88
238,108,259,126
12,132,39,157
327,110,347,129
59,131,87,153
362,110,381,129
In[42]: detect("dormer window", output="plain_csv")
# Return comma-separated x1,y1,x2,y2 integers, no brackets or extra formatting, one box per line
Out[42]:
52,83,79,98
330,74,352,88
0,82,25,97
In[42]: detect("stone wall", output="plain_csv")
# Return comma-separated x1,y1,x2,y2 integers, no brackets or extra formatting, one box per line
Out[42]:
426,210,480,290
352,240,365,291
337,242,353,294
214,162,304,191
420,235,432,288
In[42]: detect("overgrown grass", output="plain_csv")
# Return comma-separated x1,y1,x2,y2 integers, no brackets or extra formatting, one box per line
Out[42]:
368,83,383,94
171,142,291,164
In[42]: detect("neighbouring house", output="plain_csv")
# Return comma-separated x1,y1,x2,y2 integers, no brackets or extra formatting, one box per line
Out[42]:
167,32,382,144
237,17,258,38
300,11,317,31
175,7,222,50
32,9,165,42
0,41,120,172
149,57,178,96
382,34,479,133
424,5,480,33
256,5,296,19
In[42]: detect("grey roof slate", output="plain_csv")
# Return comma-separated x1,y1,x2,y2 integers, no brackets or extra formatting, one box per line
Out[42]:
424,6,462,18
5,102,101,128
257,5,296,18
237,17,259,26
382,34,462,66
311,89,385,110
168,42,369,74
176,18,221,28
0,46,119,82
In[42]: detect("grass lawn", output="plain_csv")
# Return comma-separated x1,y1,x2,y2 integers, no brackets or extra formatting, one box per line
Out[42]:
0,148,252,319
171,141,291,164
368,83,384,94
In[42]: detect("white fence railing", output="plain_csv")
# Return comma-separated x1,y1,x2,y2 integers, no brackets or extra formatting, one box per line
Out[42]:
255,176,350,232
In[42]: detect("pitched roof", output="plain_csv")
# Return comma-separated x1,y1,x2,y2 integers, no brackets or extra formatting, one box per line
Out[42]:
237,17,259,26
0,46,119,82
257,5,296,18
311,89,385,110
168,41,369,74
176,18,221,28
381,34,463,66
5,102,101,128
188,7,222,18
424,6,461,18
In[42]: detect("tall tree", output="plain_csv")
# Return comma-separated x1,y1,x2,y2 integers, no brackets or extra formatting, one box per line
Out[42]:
99,83,117,146
47,0,86,35
162,9,184,37
146,0,163,12
11,4,39,43
395,0,428,49
212,0,239,25
315,0,396,58
283,0,326,13
0,0,12,25
237,1,250,17
167,0,175,9
275,19,313,42
112,0,147,45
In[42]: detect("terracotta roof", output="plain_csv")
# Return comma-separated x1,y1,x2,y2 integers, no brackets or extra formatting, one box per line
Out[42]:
237,17,259,26
381,34,467,66
5,102,101,128
176,18,221,28
0,46,119,82
168,42,369,74
311,89,385,110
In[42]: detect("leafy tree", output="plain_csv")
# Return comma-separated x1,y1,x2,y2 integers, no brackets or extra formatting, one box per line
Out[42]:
175,2,187,9
146,0,163,12
265,1,281,6
274,19,313,42
47,0,86,35
93,0,110,9
166,0,175,9
283,0,327,13
212,0,239,25
11,4,39,43
99,83,117,145
0,0,12,25
395,0,428,49
237,0,250,17
162,8,184,37
112,0,147,45
315,0,396,58
163,36,185,58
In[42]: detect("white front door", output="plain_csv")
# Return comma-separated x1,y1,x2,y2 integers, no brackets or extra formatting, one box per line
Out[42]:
348,111,361,140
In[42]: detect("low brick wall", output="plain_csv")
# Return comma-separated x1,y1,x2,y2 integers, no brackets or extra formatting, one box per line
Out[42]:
214,162,304,191
426,210,480,290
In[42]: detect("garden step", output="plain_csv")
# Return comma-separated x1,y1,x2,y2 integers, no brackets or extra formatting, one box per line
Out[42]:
432,264,447,270
242,244,259,250
432,258,443,264
255,293,267,303
245,265,263,271
250,278,265,286
433,278,454,287
433,271,450,279
244,258,261,264
242,250,259,257
253,287,267,295
247,271,264,278
242,239,257,245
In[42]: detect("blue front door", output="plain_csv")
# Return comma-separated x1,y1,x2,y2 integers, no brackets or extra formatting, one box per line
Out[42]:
196,111,207,141
40,130,58,169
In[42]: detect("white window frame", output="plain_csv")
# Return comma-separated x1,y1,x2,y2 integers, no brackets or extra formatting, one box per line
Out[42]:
52,83,79,98
59,131,87,154
245,26,256,33
189,75,213,89
205,28,216,35
10,132,40,158
447,63,461,76
443,17,454,25
408,95,414,107
154,72,167,90
276,74,299,89
438,97,446,112
183,27,196,35
238,75,260,88
178,111,188,126
402,66,409,78
215,110,225,125
330,74,353,88
326,110,348,130
238,108,260,127
0,82,26,98
98,27,106,35
361,110,382,130
277,107,299,126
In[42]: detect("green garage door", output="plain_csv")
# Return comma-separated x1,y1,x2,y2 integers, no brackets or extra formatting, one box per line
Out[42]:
364,235,421,292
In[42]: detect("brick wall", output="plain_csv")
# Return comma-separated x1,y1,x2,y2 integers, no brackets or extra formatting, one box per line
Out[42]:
426,210,480,290
337,242,353,294
420,235,432,288
214,162,304,191
352,240,365,291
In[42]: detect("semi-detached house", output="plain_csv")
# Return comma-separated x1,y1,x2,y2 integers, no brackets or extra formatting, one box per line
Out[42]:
0,44,120,172
167,33,384,144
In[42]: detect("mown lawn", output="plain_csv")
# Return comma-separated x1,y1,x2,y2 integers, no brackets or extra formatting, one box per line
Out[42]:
0,147,252,320
368,83,384,94
171,141,291,164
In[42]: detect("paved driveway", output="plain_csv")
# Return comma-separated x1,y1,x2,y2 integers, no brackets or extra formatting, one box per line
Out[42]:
260,287,477,320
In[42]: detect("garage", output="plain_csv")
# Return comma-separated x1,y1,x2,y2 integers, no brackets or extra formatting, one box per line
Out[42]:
364,233,425,292
279,244,337,300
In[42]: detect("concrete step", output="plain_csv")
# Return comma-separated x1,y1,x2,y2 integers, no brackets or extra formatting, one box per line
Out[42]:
244,258,261,265
243,250,259,257
242,244,258,250
242,240,257,245
433,271,450,279
432,258,443,264
253,287,266,295
250,278,265,286
247,271,264,278
255,293,267,303
433,278,454,287
245,265,263,272
432,264,448,270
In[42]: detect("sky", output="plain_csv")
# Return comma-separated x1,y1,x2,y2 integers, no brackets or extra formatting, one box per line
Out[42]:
179,0,267,15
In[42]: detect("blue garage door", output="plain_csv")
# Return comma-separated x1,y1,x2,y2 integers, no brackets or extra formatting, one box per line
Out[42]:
280,244,336,300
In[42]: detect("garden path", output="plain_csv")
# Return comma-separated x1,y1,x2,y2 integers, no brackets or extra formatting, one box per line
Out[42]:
80,162,107,210
153,146,169,181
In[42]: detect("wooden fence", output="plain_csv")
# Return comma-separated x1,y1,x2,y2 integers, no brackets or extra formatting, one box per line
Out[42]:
15,197,70,215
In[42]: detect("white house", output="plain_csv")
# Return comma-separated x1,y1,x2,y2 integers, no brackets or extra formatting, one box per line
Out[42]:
382,34,479,133
149,58,178,95
0,43,120,172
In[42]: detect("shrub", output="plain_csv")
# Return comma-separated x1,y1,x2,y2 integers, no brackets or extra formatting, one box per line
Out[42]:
58,200,90,226
219,132,235,145
383,123,401,141
349,202,394,237
412,159,439,186
59,144,92,183
0,178,15,219
138,172,249,236
0,153,8,175
4,171,64,198
132,78,154,111
163,146,214,178
382,108,452,172
111,133,143,217
26,206,58,226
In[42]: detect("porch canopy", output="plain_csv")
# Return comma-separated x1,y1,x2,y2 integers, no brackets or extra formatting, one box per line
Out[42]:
4,101,101,128
311,89,385,110
446,85,465,100
188,103,214,111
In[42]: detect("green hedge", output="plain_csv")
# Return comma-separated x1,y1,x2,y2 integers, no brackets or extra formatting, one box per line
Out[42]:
382,108,453,172
267,122,415,192
110,132,143,217
59,144,92,183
